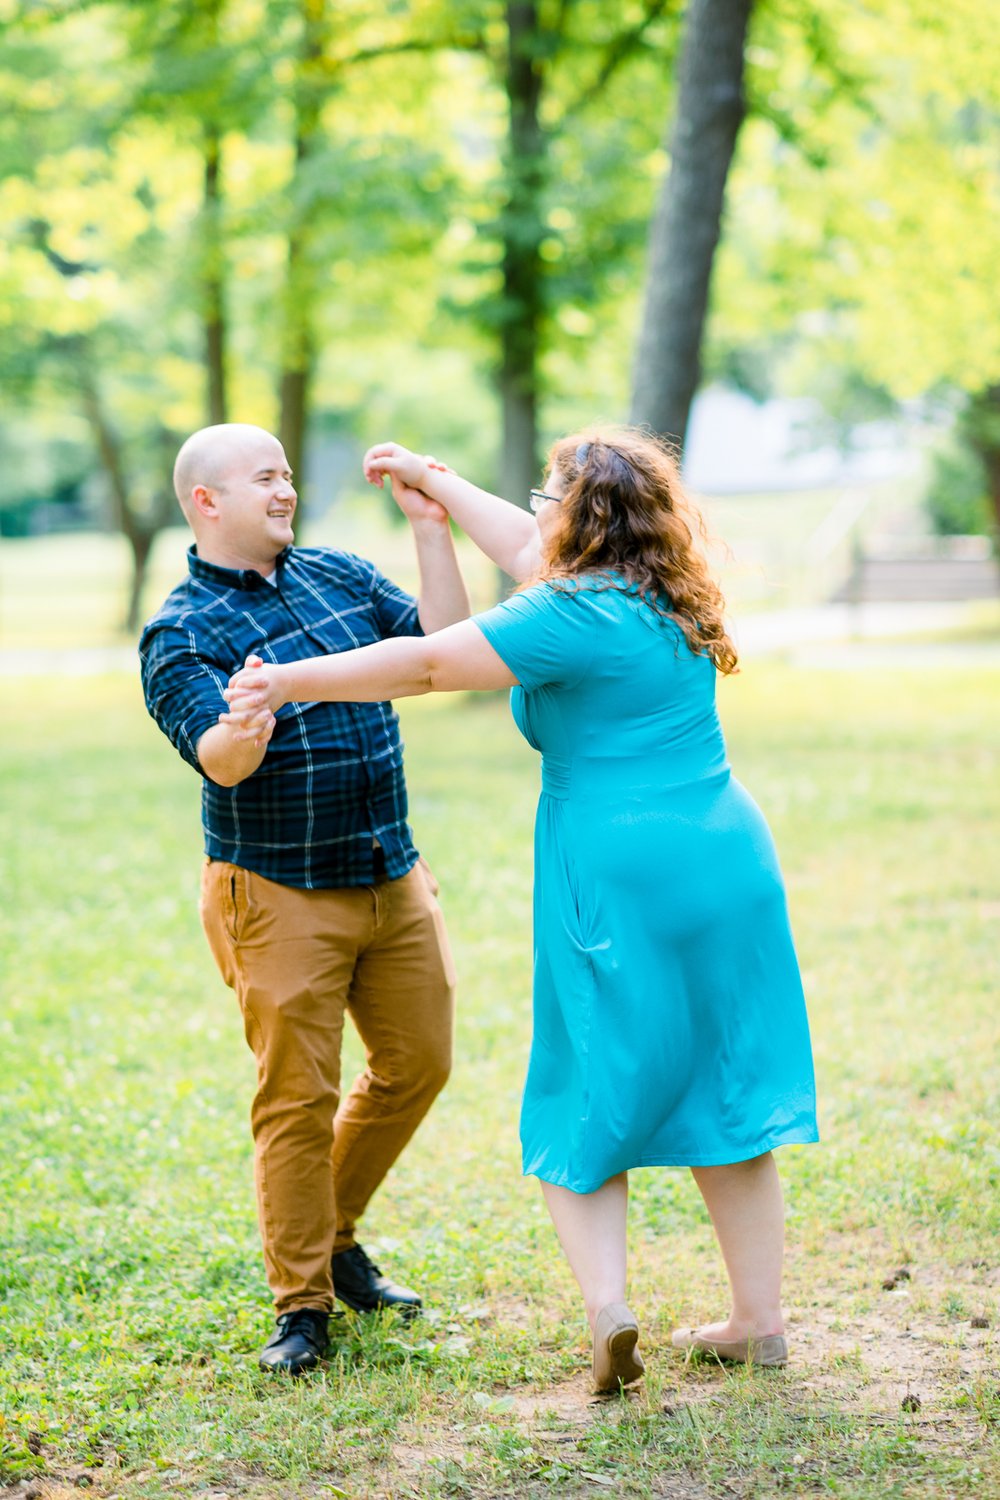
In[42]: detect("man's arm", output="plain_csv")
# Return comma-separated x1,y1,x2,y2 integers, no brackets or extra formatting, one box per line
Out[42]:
411,515,471,634
377,468,470,633
141,626,274,788
366,444,541,582
196,653,275,786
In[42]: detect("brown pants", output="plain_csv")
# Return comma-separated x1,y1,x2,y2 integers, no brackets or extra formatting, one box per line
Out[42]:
199,857,455,1316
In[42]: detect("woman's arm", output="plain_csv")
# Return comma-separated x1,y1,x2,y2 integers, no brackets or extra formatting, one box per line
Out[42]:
364,443,541,583
221,619,517,736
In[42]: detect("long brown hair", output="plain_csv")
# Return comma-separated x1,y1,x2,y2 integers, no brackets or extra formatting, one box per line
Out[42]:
532,425,738,675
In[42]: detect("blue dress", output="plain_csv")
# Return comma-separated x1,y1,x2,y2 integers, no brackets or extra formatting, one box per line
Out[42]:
475,579,818,1193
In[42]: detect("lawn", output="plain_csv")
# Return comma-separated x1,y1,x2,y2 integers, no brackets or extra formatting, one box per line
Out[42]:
1,662,998,1500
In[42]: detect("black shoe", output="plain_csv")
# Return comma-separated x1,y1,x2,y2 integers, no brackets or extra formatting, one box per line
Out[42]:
332,1243,422,1318
258,1308,329,1375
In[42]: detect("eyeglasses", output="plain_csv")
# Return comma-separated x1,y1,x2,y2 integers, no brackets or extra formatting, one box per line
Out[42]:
529,489,562,513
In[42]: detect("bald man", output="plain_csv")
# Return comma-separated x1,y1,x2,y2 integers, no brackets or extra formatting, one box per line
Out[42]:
140,424,468,1374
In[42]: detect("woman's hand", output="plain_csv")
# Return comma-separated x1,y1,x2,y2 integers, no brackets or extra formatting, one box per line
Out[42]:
363,442,453,525
222,655,288,742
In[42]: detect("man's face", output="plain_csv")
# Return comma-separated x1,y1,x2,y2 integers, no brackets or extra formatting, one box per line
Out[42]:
204,433,297,569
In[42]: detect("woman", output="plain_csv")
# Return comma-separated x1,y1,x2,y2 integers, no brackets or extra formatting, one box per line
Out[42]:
224,428,819,1392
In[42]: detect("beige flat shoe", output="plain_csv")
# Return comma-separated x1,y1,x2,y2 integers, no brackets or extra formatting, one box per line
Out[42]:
592,1302,645,1393
671,1327,788,1367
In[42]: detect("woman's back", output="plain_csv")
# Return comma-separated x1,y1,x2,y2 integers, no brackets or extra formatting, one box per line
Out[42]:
485,581,730,796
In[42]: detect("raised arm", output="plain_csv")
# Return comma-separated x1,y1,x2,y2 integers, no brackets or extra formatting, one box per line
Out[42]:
221,620,517,736
364,443,541,583
374,468,470,633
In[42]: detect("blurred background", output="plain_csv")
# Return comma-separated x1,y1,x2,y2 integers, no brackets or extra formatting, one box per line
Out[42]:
0,0,998,647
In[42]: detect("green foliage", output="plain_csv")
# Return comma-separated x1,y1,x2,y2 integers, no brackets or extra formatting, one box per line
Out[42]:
924,436,991,537
713,0,1000,412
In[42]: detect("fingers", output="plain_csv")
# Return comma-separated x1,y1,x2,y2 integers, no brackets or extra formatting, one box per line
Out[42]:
364,455,405,486
227,667,266,692
362,442,402,487
219,704,275,743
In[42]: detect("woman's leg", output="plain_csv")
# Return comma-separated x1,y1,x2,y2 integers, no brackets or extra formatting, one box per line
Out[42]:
689,1152,785,1339
540,1171,629,1330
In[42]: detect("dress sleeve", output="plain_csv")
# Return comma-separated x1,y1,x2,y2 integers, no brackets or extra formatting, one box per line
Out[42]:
473,582,598,691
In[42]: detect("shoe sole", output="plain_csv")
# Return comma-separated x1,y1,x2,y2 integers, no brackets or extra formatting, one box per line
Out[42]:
595,1324,645,1393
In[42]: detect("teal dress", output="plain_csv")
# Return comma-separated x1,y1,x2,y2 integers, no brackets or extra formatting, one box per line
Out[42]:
475,579,818,1193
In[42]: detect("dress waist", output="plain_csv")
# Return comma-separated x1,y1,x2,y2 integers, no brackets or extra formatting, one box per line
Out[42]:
540,753,730,801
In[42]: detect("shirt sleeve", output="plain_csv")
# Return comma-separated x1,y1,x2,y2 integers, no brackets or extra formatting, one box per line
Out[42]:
369,564,424,640
473,582,598,691
139,621,231,773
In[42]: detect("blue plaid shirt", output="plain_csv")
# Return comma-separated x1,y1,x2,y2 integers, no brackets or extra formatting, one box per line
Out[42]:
139,545,424,889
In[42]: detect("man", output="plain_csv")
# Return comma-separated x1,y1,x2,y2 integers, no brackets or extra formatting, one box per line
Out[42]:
140,423,467,1375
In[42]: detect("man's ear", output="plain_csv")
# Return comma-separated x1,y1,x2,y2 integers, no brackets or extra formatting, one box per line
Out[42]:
191,483,219,518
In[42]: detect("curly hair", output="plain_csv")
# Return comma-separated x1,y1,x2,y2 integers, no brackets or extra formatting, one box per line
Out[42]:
527,425,738,675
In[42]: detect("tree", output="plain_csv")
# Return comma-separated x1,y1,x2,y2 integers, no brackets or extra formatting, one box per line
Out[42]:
0,5,205,628
489,0,677,507
630,0,754,449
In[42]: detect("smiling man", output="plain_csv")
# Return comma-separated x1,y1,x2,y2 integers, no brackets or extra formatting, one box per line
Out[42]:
139,423,467,1374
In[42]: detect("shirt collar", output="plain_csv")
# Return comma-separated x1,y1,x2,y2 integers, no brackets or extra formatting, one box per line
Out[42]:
187,544,292,591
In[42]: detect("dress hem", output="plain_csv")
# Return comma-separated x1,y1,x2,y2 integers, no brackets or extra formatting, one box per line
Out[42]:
522,1126,820,1194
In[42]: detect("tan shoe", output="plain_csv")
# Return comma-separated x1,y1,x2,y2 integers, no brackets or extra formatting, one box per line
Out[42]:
592,1303,645,1393
671,1327,788,1367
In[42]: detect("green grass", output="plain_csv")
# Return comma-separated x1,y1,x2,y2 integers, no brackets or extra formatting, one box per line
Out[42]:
2,666,998,1499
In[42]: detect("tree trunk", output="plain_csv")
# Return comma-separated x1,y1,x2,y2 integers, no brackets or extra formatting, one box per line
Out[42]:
124,529,155,634
77,360,171,632
629,0,754,450
279,363,310,496
203,123,228,426
279,0,329,521
498,2,545,513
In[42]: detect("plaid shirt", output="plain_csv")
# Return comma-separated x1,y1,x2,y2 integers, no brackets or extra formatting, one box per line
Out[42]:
139,545,424,889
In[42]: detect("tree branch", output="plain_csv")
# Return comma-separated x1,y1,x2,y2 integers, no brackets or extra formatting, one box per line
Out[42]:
565,0,679,119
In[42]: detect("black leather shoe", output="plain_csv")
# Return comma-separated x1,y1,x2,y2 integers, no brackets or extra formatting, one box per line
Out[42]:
258,1308,329,1374
332,1244,422,1318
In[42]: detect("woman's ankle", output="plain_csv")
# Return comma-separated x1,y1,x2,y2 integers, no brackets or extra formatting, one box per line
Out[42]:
584,1291,630,1332
723,1307,785,1340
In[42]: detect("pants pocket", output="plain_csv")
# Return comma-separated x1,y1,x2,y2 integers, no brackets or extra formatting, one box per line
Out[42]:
416,854,440,898
231,865,256,944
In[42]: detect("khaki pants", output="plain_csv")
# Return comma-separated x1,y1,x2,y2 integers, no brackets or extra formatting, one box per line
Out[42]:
199,857,455,1316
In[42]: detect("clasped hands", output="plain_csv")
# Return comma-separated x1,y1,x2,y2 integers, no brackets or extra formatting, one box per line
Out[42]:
362,443,453,525
221,655,284,745
220,444,450,746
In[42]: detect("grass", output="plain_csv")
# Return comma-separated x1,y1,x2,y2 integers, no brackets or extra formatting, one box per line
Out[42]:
1,656,998,1500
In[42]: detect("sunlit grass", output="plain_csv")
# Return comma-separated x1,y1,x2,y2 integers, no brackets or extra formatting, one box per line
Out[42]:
2,666,998,1497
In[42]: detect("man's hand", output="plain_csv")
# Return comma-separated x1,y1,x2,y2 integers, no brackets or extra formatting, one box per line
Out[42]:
363,442,453,526
195,657,277,785
219,654,281,744
223,654,290,738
